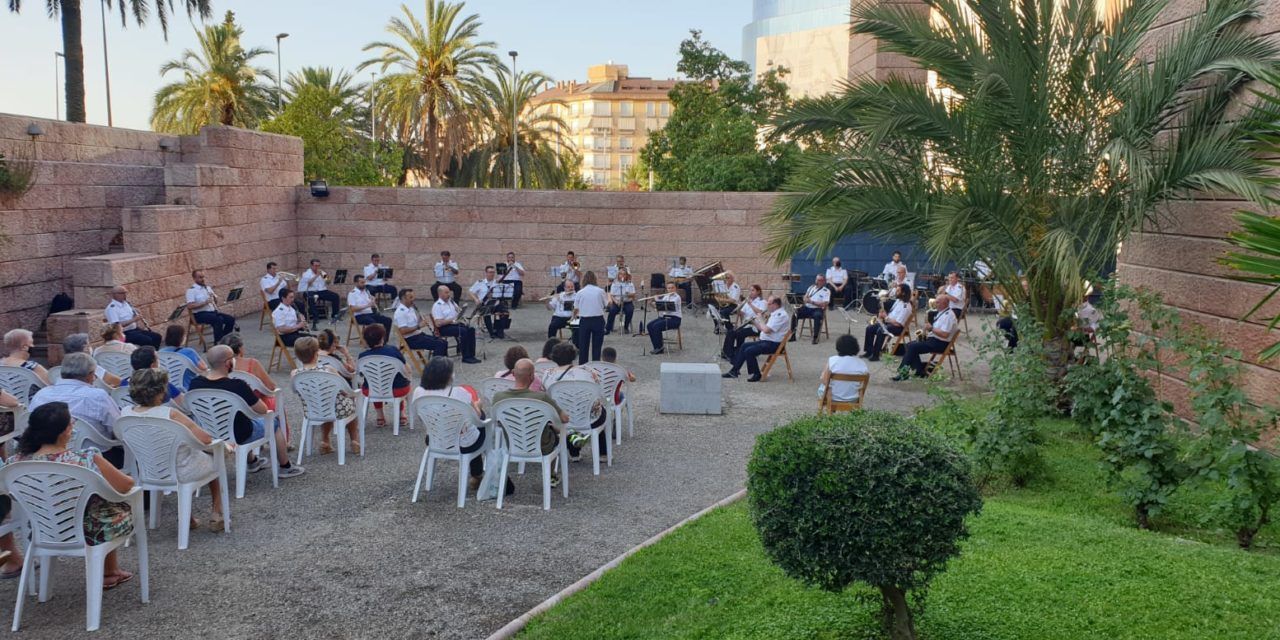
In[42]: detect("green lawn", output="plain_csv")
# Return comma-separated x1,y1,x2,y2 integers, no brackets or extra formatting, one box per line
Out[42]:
519,419,1280,640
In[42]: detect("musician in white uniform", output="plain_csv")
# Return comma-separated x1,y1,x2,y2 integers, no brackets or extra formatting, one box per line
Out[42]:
468,265,511,339
432,285,480,363
668,257,694,309
826,257,850,308
712,271,743,330
882,251,906,284
606,270,637,335
791,275,831,345
723,296,789,381
546,280,576,338
897,295,957,380
555,251,581,293
260,262,286,310
272,289,310,347
299,259,341,327
104,285,160,347
185,269,236,342
393,289,447,357
647,282,683,355
502,252,526,308
934,271,967,323
363,253,397,300
722,284,766,359
574,272,609,364
349,274,392,334
432,250,462,301
607,255,628,283
864,284,914,361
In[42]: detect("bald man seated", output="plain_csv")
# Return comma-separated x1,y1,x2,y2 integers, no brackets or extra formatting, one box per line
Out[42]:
104,285,161,347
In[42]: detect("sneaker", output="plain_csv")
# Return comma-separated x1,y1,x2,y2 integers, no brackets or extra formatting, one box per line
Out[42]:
277,464,306,479
651,348,665,355
246,457,269,473
462,357,482,364
721,371,739,379
550,474,561,488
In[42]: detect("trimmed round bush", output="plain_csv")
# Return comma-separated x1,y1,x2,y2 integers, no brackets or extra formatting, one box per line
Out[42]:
747,410,982,640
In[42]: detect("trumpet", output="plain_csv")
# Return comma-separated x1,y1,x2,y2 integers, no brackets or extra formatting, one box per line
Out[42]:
278,271,298,281
914,329,926,342
571,261,581,271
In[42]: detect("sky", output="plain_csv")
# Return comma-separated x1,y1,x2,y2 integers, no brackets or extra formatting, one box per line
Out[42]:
0,0,753,131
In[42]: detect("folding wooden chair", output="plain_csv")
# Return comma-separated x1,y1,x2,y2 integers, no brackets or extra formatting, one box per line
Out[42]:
395,328,429,376
819,372,870,414
662,323,683,351
927,330,963,380
796,311,831,342
346,313,362,346
258,295,271,331
759,331,795,382
885,313,916,361
267,323,297,373
186,309,212,351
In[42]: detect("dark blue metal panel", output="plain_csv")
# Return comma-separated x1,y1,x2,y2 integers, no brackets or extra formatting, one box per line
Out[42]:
788,233,940,293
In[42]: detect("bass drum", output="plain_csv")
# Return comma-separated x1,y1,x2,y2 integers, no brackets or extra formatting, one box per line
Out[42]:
862,289,889,316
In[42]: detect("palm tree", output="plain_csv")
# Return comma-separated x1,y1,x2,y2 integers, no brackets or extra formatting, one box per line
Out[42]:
360,0,498,186
150,11,276,135
766,0,1280,371
1223,212,1280,362
452,68,573,189
284,66,365,106
7,0,212,123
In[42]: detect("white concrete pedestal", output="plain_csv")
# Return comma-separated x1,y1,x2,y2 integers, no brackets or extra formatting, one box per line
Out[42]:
659,362,723,415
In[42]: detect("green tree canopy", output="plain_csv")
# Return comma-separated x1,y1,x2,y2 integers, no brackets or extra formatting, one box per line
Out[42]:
262,83,403,186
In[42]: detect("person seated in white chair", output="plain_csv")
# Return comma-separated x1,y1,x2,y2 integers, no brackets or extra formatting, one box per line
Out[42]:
0,390,24,578
123,368,229,531
64,332,122,388
496,346,543,391
291,337,358,456
93,323,136,356
27,353,122,467
541,341,607,462
492,359,570,488
1,329,51,387
819,335,868,404
413,357,512,495
190,346,303,478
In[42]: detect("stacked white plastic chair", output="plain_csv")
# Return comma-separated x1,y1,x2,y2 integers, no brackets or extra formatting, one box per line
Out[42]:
491,398,568,510
410,395,491,507
0,460,149,631
548,380,612,476
581,361,634,444
184,389,279,498
0,365,46,405
356,355,409,436
291,369,363,466
93,351,134,380
115,415,231,550
476,377,516,406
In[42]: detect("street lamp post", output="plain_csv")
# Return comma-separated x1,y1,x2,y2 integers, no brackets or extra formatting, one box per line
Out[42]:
54,51,64,120
99,0,113,126
509,50,518,190
275,33,290,110
370,72,377,161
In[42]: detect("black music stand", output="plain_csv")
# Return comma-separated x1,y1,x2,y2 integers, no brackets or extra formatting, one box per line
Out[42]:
562,300,575,313
333,269,348,285
495,263,508,276
225,287,244,303
655,300,676,314
786,293,805,307
166,305,186,322
376,268,393,280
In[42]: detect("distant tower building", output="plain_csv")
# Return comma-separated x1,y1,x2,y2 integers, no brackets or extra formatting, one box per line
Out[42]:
741,0,852,98
530,64,677,189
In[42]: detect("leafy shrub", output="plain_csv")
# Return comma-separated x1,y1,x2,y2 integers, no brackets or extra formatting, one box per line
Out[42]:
0,151,35,196
747,411,982,640
977,314,1055,486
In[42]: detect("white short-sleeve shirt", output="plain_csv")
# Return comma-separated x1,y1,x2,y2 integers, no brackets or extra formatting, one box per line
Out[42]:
186,284,214,313
394,303,422,337
431,298,460,324
944,282,966,310
504,261,524,281
741,296,766,321
762,308,790,342
828,355,869,401
805,285,831,309
260,274,285,301
364,263,385,286
659,292,682,319
887,300,913,326
104,300,139,331
560,261,580,284
348,288,374,316
434,261,458,283
574,285,608,317
272,302,300,330
609,281,636,301
932,308,958,340
299,268,327,293
825,267,848,286
469,279,495,301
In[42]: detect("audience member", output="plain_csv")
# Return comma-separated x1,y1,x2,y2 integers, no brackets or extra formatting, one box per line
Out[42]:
28,353,123,466
819,335,868,403
1,329,51,386
414,357,489,489
541,341,607,461
160,324,208,390
93,323,137,356
357,324,410,428
0,391,22,577
292,337,358,456
190,346,303,478
492,359,570,487
123,346,184,404
317,329,356,380
600,346,636,405
64,332,122,387
496,345,543,391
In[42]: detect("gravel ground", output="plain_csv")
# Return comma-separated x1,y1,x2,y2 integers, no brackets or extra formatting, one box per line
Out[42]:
4,303,991,639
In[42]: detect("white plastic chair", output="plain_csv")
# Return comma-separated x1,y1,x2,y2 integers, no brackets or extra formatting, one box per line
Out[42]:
291,369,363,466
45,367,62,383
184,389,279,499
0,405,27,456
229,370,291,444
581,361,634,445
70,418,134,475
115,416,230,550
476,377,516,406
0,461,149,632
548,380,612,476
109,385,138,411
0,366,46,405
156,351,202,391
491,398,568,510
533,361,557,375
93,352,134,380
410,395,491,507
356,355,410,436
317,354,355,383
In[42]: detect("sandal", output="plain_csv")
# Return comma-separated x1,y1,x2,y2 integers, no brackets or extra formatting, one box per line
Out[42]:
375,415,387,428
208,515,225,533
103,571,133,591
350,440,361,455
318,441,335,455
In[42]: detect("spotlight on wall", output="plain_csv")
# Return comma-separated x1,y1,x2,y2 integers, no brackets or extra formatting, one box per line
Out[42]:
26,123,45,138
159,139,174,150
310,180,329,198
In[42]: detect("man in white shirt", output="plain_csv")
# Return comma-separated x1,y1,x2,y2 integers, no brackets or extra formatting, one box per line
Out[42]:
723,296,789,381
606,270,637,335
556,251,581,293
791,275,831,345
607,255,628,283
468,265,511,339
882,251,906,284
897,295,957,380
942,271,967,317
647,282,684,355
271,289,310,347
668,256,694,308
432,251,462,301
393,289,447,357
363,253,398,300
864,284,914,361
573,271,609,364
348,274,392,334
501,252,526,308
723,285,766,359
260,261,286,310
432,285,480,363
825,257,850,308
299,259,341,328
712,271,743,331
104,285,160,347
185,269,237,342
547,280,576,338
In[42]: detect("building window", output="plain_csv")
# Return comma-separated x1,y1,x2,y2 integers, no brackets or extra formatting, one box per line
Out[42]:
620,137,633,151
593,171,606,185
593,101,611,116
659,102,670,117
593,154,610,169
620,101,633,117
620,155,633,170
646,101,655,116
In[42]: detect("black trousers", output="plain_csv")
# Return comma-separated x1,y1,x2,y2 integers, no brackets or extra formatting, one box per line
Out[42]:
606,302,634,334
483,303,511,338
306,290,340,322
548,315,572,339
864,323,904,358
432,282,463,301
355,312,393,334
511,281,524,308
675,281,693,306
194,310,236,342
723,324,758,358
368,283,398,300
279,330,310,347
827,283,850,308
576,316,605,364
648,316,681,351
123,328,161,348
729,340,777,376
903,337,949,376
405,333,448,357
439,324,476,358
792,307,824,340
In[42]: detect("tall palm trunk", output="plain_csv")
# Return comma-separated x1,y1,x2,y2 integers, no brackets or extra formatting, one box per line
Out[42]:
61,0,86,122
